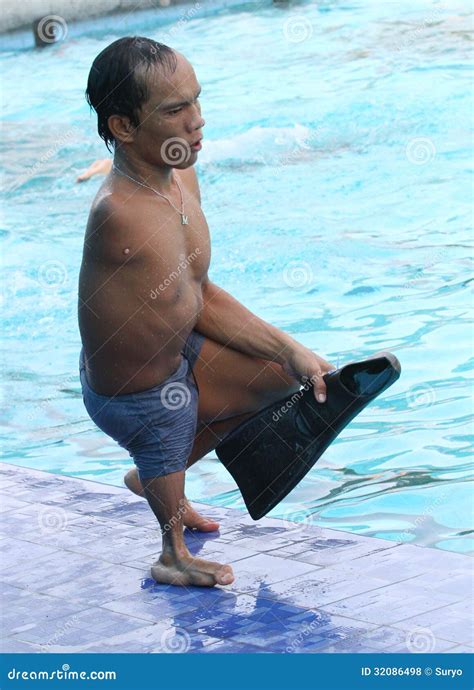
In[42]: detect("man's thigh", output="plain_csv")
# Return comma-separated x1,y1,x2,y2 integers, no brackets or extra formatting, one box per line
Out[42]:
192,336,301,424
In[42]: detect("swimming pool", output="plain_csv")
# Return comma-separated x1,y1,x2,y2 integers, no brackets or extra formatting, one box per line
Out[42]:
1,0,472,553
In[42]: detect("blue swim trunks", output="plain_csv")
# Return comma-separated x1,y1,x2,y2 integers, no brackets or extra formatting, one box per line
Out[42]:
79,330,205,482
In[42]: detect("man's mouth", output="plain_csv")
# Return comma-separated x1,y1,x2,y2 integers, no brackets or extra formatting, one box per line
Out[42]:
191,138,203,151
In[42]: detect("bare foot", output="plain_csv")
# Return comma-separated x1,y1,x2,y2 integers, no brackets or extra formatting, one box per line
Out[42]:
181,500,220,532
151,550,234,587
124,469,219,532
124,468,145,496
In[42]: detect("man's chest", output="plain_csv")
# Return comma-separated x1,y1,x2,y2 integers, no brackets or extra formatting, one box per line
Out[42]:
143,198,211,284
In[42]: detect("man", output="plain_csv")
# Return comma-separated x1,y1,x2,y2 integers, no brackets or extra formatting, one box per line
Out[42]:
79,36,335,588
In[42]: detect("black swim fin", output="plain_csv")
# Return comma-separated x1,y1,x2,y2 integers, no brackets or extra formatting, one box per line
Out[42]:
215,351,401,520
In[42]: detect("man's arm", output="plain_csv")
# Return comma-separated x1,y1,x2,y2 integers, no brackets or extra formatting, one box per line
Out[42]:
192,171,334,401
195,280,295,365
195,280,335,402
76,158,113,183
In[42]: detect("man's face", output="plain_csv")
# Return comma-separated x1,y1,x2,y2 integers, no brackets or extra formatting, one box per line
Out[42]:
132,52,205,169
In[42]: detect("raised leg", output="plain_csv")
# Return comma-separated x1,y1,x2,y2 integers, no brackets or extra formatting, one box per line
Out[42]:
125,334,302,581
124,410,254,529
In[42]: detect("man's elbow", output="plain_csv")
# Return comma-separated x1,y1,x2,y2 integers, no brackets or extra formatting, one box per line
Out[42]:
201,278,222,303
201,276,214,295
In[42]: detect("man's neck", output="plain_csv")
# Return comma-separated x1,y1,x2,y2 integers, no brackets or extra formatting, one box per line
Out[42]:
113,149,174,193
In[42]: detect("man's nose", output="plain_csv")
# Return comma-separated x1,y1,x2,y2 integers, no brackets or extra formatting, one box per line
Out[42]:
191,116,205,131
189,104,205,131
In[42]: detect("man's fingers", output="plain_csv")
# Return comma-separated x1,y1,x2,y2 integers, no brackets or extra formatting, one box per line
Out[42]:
310,363,337,403
314,378,327,404
76,168,94,183
308,370,327,404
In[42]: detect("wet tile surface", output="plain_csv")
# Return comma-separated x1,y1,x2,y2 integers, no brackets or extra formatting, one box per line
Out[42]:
0,462,471,654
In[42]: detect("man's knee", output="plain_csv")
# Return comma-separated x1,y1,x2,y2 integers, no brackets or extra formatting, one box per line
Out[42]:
194,338,301,421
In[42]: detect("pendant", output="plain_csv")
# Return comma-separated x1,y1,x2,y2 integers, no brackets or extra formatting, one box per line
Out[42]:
181,215,189,225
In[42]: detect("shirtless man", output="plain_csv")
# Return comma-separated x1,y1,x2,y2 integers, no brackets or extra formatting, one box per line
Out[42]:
78,36,335,588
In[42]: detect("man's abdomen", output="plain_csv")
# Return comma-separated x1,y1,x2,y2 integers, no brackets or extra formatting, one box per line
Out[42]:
79,282,203,397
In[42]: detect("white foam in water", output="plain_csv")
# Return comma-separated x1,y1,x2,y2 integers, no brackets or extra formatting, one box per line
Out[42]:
198,123,313,166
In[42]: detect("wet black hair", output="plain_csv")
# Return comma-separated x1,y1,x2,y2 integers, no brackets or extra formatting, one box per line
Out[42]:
85,36,178,151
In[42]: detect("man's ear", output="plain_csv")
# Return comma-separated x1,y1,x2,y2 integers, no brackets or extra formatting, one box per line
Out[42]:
107,115,136,144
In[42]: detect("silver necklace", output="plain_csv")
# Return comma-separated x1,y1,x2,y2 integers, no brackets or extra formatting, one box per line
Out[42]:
112,164,189,225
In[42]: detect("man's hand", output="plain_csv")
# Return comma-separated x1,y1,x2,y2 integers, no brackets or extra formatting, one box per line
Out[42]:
281,346,336,404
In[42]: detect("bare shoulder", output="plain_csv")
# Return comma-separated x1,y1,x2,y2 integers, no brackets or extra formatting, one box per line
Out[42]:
85,191,145,266
176,165,201,205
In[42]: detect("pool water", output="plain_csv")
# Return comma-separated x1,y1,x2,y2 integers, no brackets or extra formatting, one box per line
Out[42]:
1,0,472,553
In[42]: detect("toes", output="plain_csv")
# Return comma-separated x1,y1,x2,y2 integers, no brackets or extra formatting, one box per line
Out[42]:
191,571,217,587
216,566,234,586
195,519,219,532
151,563,216,587
184,513,220,532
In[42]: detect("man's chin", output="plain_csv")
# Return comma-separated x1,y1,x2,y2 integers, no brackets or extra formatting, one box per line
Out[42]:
170,155,198,170
158,137,201,168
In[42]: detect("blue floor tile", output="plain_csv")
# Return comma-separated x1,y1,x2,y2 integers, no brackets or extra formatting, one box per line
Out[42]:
1,462,471,654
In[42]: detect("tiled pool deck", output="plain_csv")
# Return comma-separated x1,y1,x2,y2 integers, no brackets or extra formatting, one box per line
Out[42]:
0,462,472,654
